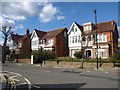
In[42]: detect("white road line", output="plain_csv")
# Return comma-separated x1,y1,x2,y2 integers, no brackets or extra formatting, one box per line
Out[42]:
32,85,41,88
3,71,22,76
105,71,109,73
87,70,91,72
13,79,20,82
24,78,31,90
16,83,27,86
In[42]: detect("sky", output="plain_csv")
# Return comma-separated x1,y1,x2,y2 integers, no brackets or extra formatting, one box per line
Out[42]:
0,1,119,44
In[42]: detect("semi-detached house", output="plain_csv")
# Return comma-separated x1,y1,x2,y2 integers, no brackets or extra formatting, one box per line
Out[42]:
31,28,68,57
68,20,119,59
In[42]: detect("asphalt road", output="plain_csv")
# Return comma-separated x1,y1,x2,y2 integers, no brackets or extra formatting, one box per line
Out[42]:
1,62,119,90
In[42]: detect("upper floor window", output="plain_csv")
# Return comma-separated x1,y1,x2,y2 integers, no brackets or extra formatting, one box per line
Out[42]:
75,28,77,32
97,34,107,42
84,25,91,31
75,36,77,43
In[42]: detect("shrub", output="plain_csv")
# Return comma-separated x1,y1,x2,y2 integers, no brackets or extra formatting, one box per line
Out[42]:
74,51,83,59
31,50,56,63
109,53,120,63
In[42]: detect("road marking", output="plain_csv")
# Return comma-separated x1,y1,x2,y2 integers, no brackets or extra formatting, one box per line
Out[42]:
16,63,22,66
16,83,27,86
105,71,109,73
32,85,41,88
87,70,91,72
3,71,22,76
24,78,31,90
13,79,20,82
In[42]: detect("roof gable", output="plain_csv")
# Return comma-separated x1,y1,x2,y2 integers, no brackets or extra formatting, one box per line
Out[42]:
67,22,83,34
31,29,46,39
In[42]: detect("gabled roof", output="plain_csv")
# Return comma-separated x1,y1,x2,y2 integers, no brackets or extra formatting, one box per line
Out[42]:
34,29,46,38
74,22,83,31
11,34,24,42
43,28,67,39
67,22,83,34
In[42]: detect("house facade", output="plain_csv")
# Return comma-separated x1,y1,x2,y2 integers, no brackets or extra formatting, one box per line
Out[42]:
67,22,83,58
68,20,119,59
31,28,68,57
9,29,31,54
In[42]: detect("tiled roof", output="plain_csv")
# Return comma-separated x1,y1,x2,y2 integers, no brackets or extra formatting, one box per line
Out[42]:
11,34,24,42
43,28,67,39
34,29,46,38
96,20,116,32
83,20,117,36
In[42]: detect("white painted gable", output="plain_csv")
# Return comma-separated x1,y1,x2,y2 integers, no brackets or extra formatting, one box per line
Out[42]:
67,22,82,35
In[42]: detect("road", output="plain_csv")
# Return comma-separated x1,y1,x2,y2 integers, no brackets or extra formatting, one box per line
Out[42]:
1,62,119,90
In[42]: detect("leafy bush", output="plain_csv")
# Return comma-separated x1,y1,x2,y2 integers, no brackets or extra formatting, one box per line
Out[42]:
31,50,55,63
18,51,31,59
109,53,120,63
74,51,83,59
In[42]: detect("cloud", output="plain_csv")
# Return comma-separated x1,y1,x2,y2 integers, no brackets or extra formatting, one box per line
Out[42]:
2,2,65,23
17,24,24,29
39,3,59,23
0,16,16,30
3,15,26,21
57,15,65,20
2,2,40,21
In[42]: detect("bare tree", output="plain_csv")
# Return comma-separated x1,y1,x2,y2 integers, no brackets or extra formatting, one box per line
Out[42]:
0,26,12,63
80,35,92,68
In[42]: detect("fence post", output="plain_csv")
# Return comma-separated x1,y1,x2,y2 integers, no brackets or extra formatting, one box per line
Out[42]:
31,55,34,64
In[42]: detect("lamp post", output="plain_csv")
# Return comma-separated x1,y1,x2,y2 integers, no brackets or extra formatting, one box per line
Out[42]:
93,10,99,69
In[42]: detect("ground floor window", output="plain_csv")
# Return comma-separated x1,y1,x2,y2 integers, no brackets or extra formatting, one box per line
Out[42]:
101,48,106,57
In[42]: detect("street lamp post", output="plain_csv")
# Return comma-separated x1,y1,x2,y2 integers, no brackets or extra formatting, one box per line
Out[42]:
93,10,99,69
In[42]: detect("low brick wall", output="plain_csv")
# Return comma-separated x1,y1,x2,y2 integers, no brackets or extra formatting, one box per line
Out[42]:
45,61,114,69
17,59,31,63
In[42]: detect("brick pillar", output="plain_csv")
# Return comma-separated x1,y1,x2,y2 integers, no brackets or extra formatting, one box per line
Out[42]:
106,48,109,58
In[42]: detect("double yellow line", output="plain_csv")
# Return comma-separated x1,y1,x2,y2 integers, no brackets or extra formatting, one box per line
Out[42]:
4,75,16,90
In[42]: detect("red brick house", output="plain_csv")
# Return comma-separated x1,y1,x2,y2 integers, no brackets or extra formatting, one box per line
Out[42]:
68,20,119,59
9,28,31,55
31,28,68,57
83,20,119,58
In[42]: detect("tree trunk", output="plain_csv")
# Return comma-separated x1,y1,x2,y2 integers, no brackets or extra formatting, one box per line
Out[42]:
2,37,7,63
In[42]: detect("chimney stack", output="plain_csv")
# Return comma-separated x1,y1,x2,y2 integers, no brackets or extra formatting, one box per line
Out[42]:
26,28,29,37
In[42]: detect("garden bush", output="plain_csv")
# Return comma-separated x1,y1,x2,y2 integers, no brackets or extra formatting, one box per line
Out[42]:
31,50,55,63
74,51,83,59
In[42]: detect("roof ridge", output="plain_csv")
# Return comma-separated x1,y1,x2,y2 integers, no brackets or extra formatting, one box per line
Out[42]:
47,27,66,32
97,20,115,25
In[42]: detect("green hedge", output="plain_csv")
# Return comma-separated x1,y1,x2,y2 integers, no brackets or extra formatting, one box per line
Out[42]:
32,50,55,63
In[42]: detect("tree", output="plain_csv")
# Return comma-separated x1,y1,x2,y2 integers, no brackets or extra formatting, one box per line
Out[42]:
0,26,12,63
79,35,91,68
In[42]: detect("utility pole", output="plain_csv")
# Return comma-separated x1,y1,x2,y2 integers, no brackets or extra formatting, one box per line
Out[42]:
93,10,99,69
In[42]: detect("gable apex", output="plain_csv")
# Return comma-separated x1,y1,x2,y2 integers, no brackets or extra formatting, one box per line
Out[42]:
67,22,83,34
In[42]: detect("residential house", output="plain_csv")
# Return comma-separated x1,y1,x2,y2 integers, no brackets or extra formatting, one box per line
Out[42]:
67,22,83,58
31,28,68,57
9,29,31,54
68,20,119,59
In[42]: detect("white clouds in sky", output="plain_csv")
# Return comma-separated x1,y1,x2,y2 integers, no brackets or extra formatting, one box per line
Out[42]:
57,15,65,20
0,16,16,30
39,3,58,23
2,2,65,23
